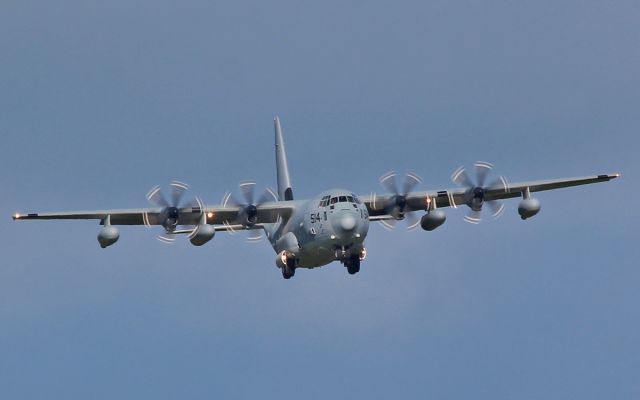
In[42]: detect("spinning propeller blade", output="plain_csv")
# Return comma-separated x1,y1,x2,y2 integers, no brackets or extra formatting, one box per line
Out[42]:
378,171,423,230
451,162,508,224
145,181,203,244
222,181,277,242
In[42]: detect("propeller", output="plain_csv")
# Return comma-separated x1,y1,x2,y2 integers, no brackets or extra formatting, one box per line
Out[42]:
450,161,508,224
377,171,423,230
222,181,278,241
145,180,204,243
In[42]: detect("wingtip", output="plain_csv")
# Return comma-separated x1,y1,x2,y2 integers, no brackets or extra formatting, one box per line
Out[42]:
12,212,38,220
598,173,621,181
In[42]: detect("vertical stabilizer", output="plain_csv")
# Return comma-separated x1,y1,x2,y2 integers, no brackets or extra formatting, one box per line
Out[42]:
274,116,294,201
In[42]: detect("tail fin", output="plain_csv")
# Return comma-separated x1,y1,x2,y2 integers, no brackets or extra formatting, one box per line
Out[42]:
274,116,294,201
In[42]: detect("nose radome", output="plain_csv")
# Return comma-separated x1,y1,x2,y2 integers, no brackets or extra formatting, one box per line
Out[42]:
340,214,356,231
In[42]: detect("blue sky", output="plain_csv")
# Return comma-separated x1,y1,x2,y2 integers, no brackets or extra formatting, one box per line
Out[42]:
1,1,638,398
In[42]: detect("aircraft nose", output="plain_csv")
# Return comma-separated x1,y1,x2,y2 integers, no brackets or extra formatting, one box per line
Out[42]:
339,214,357,232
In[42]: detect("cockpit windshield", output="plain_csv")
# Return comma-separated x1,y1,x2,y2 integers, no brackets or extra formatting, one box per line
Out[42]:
326,194,361,205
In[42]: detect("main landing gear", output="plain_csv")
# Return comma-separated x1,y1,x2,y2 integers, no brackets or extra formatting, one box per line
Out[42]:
281,257,297,279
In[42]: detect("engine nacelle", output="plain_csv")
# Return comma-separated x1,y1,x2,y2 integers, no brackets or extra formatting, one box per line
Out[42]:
420,209,446,231
97,226,120,248
189,224,215,246
518,198,541,220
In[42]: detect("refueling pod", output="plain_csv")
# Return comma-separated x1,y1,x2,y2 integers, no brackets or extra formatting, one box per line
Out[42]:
189,224,215,246
420,209,446,231
518,187,541,220
518,198,541,220
98,226,119,248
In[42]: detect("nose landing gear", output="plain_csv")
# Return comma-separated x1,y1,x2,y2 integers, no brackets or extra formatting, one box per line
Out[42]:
338,247,365,275
345,255,361,275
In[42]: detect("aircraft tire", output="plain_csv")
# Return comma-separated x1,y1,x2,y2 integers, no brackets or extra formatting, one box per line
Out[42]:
346,257,360,275
282,259,296,279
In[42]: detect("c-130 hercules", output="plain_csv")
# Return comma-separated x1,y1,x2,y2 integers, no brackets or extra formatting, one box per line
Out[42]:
13,117,620,279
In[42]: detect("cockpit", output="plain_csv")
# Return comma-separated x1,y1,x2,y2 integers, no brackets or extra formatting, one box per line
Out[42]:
318,194,361,208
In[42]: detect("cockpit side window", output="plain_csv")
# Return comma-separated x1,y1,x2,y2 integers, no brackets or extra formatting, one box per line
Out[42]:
347,196,354,203
352,194,361,204
339,196,347,203
319,195,330,207
330,197,338,204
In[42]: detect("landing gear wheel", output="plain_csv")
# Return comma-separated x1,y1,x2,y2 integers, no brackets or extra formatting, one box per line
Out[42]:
346,256,360,275
282,259,296,279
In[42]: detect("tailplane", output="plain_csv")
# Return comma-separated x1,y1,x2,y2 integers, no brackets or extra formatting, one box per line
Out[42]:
274,116,294,201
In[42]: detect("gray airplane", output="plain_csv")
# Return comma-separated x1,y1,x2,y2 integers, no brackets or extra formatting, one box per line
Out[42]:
13,117,620,279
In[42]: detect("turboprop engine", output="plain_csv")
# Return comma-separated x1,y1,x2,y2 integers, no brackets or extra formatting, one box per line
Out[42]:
222,181,278,241
451,162,508,224
420,209,446,231
145,181,213,244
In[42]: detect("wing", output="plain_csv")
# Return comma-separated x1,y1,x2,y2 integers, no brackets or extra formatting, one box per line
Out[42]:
363,173,620,218
13,201,296,228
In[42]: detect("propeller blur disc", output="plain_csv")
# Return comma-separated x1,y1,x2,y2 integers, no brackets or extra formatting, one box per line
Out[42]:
145,181,203,244
223,180,277,241
451,162,508,224
377,171,424,230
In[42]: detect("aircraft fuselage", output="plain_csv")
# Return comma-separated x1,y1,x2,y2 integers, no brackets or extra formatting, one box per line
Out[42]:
267,188,369,269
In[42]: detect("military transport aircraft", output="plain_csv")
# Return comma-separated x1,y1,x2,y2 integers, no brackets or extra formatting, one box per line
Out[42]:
13,117,620,279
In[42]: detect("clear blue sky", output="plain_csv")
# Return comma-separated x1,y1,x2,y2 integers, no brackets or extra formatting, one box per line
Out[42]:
1,1,637,399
